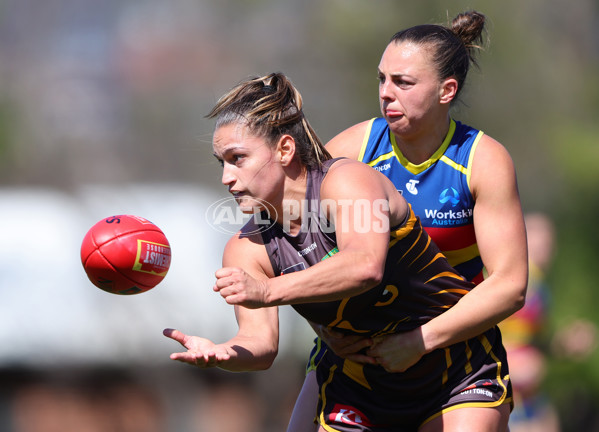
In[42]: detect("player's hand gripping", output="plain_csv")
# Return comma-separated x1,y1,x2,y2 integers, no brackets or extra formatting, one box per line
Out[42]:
213,267,270,308
313,323,377,365
367,327,427,372
163,328,232,368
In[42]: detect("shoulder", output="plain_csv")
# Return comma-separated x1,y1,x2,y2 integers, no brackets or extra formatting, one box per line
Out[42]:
326,120,373,159
473,134,515,170
470,134,518,199
321,158,393,198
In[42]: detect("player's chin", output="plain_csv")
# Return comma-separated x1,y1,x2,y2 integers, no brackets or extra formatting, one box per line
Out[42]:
236,201,264,214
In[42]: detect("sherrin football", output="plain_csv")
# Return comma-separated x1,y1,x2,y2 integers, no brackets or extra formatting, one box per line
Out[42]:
81,215,171,295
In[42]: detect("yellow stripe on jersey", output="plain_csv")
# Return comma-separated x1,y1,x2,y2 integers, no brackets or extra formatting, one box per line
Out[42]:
389,205,417,246
329,298,369,333
408,235,432,268
442,347,452,386
439,129,484,186
442,243,481,268
429,288,471,296
418,252,446,273
367,151,396,167
464,340,473,374
420,335,511,428
439,155,468,175
478,334,493,354
466,130,484,190
319,365,339,432
425,272,467,284
390,119,457,175
357,118,377,163
343,359,372,390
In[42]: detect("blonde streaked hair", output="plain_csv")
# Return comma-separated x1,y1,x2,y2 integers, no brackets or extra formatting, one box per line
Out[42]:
207,72,331,168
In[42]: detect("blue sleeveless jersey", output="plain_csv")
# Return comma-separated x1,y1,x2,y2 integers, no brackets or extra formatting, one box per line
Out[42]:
359,118,484,283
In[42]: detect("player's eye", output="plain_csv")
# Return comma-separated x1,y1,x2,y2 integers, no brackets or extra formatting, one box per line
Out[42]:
231,154,245,165
213,155,224,167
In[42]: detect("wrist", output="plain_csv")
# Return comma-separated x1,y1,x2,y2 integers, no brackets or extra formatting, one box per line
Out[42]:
263,278,279,306
420,323,440,354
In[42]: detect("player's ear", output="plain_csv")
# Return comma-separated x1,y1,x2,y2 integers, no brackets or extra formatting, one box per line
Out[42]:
277,135,296,166
439,77,458,104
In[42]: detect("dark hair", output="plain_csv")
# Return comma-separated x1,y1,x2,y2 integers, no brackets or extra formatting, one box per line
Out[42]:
389,10,486,102
206,72,331,168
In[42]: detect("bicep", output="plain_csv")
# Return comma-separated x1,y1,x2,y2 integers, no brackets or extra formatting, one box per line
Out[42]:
471,137,528,280
321,161,394,261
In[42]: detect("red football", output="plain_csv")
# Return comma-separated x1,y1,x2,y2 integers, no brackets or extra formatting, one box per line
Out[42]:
81,215,171,295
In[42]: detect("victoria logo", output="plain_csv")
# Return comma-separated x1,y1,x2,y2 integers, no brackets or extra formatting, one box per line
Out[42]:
439,187,460,207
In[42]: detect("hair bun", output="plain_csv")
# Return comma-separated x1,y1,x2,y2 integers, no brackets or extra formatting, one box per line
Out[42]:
451,10,486,47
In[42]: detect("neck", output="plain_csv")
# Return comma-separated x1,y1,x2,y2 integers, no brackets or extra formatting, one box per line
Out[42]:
277,163,308,233
394,116,451,164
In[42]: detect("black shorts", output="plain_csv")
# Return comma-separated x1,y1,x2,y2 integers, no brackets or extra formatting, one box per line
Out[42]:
315,327,512,431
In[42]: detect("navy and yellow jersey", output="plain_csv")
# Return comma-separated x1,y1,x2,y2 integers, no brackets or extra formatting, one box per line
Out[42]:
260,158,475,336
359,118,484,284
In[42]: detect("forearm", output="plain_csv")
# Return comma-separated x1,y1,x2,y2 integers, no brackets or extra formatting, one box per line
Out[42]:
420,274,526,353
217,333,279,372
265,249,383,305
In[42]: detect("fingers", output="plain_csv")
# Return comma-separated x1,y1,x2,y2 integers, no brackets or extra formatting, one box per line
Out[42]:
214,267,243,290
214,267,238,279
163,328,187,345
345,353,378,365
169,349,231,368
325,333,373,357
213,267,242,296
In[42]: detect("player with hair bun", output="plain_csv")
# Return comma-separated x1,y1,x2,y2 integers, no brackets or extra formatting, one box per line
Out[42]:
287,10,528,432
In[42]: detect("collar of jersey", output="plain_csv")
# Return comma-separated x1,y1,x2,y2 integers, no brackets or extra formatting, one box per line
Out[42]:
389,119,456,175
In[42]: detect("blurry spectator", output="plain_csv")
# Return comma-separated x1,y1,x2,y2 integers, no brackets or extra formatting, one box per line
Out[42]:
9,369,165,432
500,212,560,432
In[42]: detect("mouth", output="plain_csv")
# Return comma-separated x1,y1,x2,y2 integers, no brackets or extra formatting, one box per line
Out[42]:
384,108,404,119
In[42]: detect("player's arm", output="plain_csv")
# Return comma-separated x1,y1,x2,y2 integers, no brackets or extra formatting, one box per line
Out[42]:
325,120,371,160
370,136,528,371
165,230,279,371
419,135,528,348
215,159,408,307
370,136,528,372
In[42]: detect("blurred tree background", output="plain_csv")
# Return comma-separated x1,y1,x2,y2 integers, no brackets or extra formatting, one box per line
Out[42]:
0,0,598,430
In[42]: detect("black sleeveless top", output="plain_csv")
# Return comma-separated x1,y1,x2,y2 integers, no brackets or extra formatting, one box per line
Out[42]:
259,158,475,337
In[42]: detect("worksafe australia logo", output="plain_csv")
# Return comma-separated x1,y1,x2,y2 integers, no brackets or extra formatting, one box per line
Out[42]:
439,187,460,207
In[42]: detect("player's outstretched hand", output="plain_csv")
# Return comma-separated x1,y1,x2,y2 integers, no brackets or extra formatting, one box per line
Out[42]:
163,328,232,368
213,267,269,308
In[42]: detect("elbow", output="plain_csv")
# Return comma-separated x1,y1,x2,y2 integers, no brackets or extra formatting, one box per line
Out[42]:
509,277,529,314
254,346,278,371
358,258,385,291
512,293,526,314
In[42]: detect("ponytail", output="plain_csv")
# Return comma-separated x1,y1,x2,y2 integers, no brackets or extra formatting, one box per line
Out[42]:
207,72,331,168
